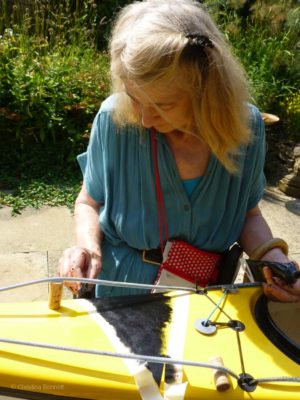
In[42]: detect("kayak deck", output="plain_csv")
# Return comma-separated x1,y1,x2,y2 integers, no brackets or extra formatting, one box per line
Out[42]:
0,287,299,399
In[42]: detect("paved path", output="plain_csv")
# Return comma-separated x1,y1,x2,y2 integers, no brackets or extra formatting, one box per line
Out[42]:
0,186,299,303
0,206,75,302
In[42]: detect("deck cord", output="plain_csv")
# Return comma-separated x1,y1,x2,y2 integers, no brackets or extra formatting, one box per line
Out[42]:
0,337,239,379
0,277,298,386
203,289,228,325
0,337,299,385
236,331,246,375
203,289,247,375
0,276,262,294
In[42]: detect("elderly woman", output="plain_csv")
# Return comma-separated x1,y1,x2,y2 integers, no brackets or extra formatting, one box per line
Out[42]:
59,0,299,301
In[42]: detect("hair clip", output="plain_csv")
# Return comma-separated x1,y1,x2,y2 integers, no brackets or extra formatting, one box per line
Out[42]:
186,34,214,49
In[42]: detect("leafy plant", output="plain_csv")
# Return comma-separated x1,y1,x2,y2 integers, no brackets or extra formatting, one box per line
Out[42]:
282,90,300,139
205,0,300,118
0,0,110,146
0,138,83,215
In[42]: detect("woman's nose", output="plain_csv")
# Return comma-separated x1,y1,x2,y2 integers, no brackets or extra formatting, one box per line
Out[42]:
141,106,157,128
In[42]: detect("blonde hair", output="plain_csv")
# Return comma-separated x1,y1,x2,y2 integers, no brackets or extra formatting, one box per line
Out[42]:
109,0,252,172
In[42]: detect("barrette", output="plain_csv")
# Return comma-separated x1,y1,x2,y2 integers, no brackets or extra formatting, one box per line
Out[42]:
186,34,214,49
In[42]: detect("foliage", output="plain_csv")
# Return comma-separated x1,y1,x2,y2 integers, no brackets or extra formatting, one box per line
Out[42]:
92,0,135,49
0,0,111,213
282,90,300,138
0,138,83,215
205,0,300,137
0,1,110,145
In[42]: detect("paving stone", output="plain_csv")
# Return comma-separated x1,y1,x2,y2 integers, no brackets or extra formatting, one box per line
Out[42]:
259,196,300,261
0,252,48,302
0,206,74,253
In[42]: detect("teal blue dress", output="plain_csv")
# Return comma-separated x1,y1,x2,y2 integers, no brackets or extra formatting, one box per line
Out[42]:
78,95,266,297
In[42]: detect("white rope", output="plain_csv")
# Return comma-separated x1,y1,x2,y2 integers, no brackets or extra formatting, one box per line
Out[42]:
251,377,300,384
1,337,299,386
0,337,240,380
203,289,228,326
0,276,262,293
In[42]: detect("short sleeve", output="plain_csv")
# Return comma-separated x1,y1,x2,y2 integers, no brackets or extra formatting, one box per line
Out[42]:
246,105,266,210
77,110,105,203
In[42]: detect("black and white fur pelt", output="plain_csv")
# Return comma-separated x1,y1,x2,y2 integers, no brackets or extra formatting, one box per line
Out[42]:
80,290,178,385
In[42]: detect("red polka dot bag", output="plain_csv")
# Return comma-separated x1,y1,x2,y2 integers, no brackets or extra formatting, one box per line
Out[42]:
151,129,222,289
155,240,221,288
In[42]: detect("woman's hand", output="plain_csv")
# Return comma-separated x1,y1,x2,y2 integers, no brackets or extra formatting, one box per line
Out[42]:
58,183,102,295
58,246,102,294
263,265,300,303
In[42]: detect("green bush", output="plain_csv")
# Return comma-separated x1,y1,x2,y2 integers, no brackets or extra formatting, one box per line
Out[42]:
0,0,111,214
205,0,300,137
283,90,300,138
0,0,110,146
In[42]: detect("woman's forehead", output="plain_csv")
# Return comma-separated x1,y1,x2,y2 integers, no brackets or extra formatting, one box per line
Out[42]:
125,80,185,103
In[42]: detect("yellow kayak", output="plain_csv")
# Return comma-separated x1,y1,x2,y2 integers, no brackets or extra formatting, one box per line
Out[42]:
0,283,299,399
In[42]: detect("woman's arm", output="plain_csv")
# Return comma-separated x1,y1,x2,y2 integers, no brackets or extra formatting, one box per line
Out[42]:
239,205,289,262
74,183,102,255
58,182,102,294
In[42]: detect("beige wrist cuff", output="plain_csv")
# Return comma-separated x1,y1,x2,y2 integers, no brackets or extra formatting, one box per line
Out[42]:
249,238,289,260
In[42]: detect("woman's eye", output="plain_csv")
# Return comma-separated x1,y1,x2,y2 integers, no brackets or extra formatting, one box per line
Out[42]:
160,104,174,111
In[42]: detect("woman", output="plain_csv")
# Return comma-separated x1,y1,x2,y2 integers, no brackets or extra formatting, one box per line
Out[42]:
59,0,299,301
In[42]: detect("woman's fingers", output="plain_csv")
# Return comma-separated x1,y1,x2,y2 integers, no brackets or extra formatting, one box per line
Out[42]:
87,253,102,278
58,247,91,294
263,282,299,302
262,266,275,285
58,247,102,295
262,266,299,302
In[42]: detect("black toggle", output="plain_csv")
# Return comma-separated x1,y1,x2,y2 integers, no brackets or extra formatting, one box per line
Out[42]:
238,373,257,392
246,260,300,284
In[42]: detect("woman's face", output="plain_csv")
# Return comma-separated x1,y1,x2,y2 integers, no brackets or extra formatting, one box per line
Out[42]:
124,80,194,134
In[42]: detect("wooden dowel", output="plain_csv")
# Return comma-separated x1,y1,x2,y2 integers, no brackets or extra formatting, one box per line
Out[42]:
48,282,63,310
209,356,231,392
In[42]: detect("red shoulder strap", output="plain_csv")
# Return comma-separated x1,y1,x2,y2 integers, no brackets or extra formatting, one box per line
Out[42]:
151,128,169,254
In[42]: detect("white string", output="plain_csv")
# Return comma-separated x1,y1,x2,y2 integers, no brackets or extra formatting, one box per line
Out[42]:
203,289,228,326
0,337,240,380
0,337,299,385
0,276,262,293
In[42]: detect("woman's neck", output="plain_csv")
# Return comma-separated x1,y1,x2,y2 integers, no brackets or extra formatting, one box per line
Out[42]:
163,130,211,179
